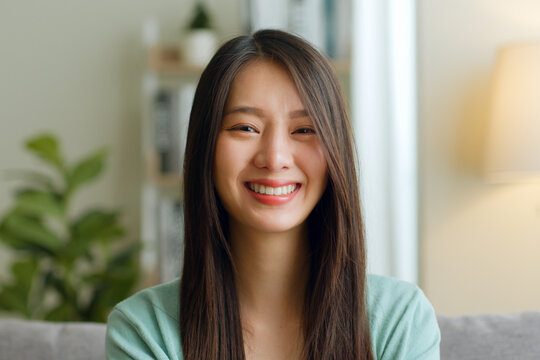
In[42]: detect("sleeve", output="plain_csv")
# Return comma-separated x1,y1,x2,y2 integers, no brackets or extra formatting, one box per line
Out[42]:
401,289,440,359
378,286,441,360
106,307,177,360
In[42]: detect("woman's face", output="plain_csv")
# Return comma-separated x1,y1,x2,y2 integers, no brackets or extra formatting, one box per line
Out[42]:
214,59,328,234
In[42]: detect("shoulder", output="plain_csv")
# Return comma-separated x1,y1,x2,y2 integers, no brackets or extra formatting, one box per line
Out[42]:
111,277,180,321
366,274,441,360
105,278,182,360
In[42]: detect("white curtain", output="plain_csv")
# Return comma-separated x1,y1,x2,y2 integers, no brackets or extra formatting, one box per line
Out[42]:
351,0,418,283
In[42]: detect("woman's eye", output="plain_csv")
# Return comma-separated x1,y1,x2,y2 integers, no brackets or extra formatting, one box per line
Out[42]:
293,128,315,134
230,125,257,133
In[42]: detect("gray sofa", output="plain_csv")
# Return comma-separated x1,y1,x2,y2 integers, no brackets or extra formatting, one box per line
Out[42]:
1,312,539,359
437,312,540,360
0,319,106,360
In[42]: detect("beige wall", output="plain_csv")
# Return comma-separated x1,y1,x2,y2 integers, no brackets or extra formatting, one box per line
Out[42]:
0,1,242,275
419,0,540,315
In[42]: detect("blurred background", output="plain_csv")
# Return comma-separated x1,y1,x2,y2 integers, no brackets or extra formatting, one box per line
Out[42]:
0,0,539,322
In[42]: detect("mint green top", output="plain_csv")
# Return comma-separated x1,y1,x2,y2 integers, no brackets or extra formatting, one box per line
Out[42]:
106,274,440,359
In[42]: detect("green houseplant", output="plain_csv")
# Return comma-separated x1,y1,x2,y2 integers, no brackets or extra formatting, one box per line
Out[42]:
182,1,217,66
0,133,139,322
187,2,212,29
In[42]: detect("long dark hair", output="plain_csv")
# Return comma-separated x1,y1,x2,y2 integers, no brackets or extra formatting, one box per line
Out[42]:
181,29,373,360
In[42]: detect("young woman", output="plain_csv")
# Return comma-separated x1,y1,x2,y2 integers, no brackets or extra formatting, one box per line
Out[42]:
106,30,440,360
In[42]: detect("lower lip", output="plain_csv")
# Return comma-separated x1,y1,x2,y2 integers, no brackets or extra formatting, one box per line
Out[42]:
245,183,300,205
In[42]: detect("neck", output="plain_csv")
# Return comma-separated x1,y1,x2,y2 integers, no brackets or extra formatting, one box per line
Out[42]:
230,219,310,325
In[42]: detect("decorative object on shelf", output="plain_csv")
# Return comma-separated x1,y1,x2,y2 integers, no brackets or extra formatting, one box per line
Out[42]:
149,84,196,178
154,90,176,173
0,133,139,322
485,43,540,182
158,197,184,282
182,2,217,67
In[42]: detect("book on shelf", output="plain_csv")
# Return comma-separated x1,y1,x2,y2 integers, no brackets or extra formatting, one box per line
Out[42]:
248,0,350,61
158,197,184,282
151,83,197,176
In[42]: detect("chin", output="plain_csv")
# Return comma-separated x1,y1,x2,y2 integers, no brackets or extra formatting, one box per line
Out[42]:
246,215,306,235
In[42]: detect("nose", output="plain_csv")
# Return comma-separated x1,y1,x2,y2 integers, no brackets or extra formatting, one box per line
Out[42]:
253,126,293,171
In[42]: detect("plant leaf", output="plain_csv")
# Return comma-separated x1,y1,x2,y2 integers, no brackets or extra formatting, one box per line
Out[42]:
44,303,77,322
1,169,58,192
15,190,65,218
0,223,44,252
80,241,139,321
65,210,124,258
0,285,29,316
43,271,72,301
25,134,64,170
0,258,38,317
67,148,107,193
108,242,140,269
85,279,135,322
11,258,38,295
71,210,122,239
3,212,62,254
86,267,139,321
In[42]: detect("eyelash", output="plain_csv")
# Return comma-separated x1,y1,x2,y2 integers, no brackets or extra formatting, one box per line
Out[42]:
229,125,258,133
228,126,316,135
293,128,316,134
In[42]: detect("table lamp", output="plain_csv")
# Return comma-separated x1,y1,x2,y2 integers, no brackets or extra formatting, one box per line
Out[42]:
485,43,540,182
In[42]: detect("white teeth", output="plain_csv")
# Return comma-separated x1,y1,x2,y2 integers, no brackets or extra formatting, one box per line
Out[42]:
248,183,297,196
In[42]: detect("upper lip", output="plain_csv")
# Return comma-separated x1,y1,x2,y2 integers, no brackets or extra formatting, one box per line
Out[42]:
246,179,299,187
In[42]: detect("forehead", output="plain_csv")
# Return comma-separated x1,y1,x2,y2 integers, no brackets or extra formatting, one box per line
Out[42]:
225,59,304,110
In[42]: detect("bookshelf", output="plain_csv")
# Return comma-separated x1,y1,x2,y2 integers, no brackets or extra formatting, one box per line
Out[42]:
140,45,200,285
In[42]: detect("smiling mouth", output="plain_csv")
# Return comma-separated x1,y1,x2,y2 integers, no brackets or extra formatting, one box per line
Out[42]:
245,182,300,196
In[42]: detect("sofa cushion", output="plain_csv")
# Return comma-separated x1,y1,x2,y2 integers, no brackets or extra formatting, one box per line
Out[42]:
0,319,106,360
438,312,540,360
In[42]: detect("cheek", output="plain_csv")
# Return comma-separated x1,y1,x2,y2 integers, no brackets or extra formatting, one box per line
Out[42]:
214,135,247,187
304,143,328,185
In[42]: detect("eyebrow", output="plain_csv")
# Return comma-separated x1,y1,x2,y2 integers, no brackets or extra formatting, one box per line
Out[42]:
223,106,308,119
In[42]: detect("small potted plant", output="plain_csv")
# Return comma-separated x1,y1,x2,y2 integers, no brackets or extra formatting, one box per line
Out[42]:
182,2,218,67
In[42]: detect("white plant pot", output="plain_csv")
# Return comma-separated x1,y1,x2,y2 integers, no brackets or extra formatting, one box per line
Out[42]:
183,29,218,67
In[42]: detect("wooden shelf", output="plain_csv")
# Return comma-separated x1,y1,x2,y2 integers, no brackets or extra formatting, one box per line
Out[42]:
147,45,204,75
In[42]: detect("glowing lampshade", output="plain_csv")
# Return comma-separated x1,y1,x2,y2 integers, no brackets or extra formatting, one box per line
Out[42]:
485,43,540,182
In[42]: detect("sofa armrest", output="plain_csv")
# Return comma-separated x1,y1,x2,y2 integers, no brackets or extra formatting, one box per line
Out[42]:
0,319,106,360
